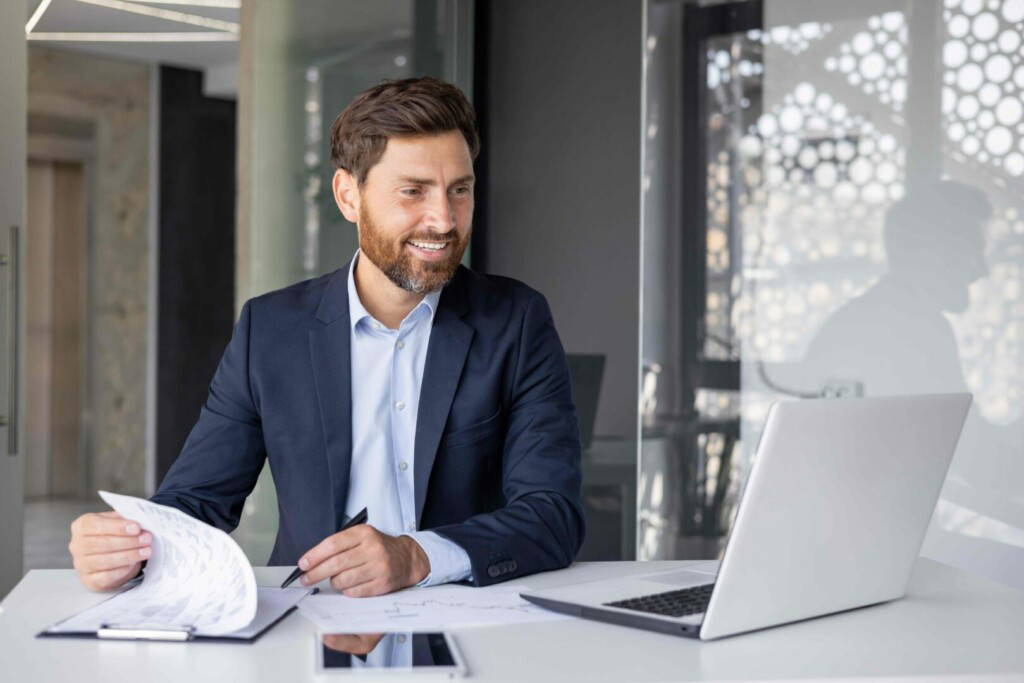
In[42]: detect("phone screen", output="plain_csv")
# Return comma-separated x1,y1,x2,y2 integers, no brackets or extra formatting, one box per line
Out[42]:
320,632,457,670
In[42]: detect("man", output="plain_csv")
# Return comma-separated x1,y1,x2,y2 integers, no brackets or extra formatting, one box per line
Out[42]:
797,181,1023,578
800,180,992,394
68,77,585,597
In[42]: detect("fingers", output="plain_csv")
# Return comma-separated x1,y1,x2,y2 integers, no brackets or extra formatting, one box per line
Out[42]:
337,575,390,598
72,512,144,537
69,511,153,592
301,549,369,587
73,532,153,556
299,526,420,596
299,526,367,574
74,546,151,574
83,563,143,592
327,563,378,593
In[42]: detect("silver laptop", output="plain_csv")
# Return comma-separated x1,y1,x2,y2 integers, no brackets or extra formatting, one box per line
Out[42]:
522,393,972,640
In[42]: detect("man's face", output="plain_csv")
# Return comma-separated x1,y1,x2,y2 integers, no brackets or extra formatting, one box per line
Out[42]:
354,131,474,293
935,221,988,314
904,219,988,314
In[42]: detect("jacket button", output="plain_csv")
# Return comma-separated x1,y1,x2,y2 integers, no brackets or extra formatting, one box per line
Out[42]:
508,560,518,572
487,565,501,578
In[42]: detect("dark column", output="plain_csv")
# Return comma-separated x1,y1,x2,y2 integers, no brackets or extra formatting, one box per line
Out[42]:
469,0,490,271
156,66,236,484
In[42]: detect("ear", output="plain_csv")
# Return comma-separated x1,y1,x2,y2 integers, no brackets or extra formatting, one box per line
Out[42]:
332,168,361,223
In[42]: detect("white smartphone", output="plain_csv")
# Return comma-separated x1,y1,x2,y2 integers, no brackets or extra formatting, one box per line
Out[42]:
315,632,467,678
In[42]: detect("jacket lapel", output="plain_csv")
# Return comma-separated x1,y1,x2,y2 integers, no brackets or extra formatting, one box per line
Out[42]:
309,262,354,531
414,268,473,526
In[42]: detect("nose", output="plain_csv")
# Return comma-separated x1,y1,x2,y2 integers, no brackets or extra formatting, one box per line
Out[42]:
963,240,989,281
425,191,456,233
974,251,990,281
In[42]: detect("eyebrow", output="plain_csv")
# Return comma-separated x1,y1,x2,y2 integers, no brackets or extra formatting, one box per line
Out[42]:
397,174,475,188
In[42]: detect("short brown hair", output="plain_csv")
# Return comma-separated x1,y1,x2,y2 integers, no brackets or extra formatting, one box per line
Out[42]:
329,76,480,185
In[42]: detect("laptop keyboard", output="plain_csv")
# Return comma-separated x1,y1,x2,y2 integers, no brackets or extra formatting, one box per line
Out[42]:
604,583,715,618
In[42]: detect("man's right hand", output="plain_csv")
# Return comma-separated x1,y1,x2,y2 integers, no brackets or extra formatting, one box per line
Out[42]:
69,511,152,591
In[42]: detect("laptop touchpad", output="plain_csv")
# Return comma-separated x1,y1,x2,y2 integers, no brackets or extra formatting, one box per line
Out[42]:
643,562,719,587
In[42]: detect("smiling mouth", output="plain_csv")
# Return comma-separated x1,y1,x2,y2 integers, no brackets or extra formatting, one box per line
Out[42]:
407,240,450,251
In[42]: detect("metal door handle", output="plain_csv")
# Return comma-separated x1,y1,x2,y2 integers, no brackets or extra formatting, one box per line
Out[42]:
2,225,18,455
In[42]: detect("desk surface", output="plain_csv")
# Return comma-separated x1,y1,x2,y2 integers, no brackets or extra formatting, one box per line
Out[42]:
2,559,1022,682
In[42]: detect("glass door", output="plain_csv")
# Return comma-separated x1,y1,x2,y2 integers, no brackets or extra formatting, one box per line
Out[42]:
0,0,27,597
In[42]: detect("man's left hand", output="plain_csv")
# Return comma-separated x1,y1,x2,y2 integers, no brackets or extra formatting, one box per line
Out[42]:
298,525,430,597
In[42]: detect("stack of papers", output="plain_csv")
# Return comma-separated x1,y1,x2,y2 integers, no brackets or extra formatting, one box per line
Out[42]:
46,492,308,639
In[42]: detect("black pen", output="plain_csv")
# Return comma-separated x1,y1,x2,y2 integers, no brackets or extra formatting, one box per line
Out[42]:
280,507,369,588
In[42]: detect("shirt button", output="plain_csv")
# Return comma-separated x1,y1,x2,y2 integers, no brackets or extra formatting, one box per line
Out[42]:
396,340,405,350
395,400,405,411
397,635,407,644
399,461,409,471
407,524,415,532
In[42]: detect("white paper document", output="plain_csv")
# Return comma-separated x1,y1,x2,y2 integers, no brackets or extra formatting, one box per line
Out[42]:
298,583,570,633
49,585,309,639
50,492,263,636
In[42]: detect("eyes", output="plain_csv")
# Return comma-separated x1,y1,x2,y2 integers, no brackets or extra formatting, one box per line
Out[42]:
400,186,472,199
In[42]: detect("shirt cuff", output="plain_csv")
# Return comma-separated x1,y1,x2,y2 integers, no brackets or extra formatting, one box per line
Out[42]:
404,530,473,587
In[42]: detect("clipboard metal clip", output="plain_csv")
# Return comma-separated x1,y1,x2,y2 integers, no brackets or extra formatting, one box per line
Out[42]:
97,623,196,641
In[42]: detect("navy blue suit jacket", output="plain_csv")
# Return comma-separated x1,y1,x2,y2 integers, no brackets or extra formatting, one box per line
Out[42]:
152,262,585,585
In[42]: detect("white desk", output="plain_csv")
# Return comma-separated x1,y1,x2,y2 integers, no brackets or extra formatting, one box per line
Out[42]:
2,559,1022,682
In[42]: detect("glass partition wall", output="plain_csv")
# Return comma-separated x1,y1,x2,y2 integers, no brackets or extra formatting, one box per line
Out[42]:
640,0,1024,589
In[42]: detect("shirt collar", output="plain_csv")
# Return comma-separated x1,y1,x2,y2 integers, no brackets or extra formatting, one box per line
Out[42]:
346,250,442,333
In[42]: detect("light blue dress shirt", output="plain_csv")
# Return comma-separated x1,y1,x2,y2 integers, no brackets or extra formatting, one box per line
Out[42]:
345,251,473,586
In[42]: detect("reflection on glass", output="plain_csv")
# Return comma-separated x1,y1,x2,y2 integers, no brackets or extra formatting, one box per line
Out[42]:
320,632,456,670
800,181,991,392
641,0,1024,587
322,632,388,666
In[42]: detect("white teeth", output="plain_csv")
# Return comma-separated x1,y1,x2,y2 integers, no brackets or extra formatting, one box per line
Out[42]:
409,241,447,251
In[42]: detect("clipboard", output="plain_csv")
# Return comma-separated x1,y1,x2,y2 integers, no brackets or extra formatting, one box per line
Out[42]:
37,585,317,643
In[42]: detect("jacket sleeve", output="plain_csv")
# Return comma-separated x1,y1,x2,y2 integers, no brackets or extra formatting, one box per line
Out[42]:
429,291,586,585
150,300,266,532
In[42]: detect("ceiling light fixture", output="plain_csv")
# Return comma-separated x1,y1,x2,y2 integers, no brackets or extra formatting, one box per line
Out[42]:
73,0,239,33
131,0,240,7
27,31,238,42
26,0,53,33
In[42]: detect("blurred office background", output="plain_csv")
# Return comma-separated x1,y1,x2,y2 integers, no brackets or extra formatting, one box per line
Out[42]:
1,0,1021,598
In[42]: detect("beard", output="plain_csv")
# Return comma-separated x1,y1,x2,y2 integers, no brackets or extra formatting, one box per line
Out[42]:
357,202,469,294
